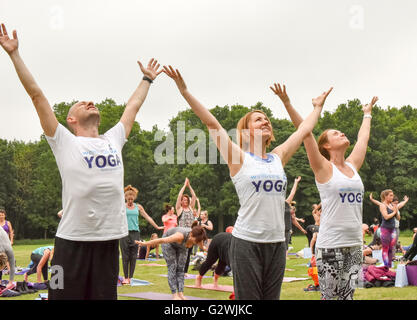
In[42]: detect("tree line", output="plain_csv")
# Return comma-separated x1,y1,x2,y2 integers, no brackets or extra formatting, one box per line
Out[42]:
1,98,416,239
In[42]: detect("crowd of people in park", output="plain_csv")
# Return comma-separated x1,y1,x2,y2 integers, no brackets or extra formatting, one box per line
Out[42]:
1,21,417,301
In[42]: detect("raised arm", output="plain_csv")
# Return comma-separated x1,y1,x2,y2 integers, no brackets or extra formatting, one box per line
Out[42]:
369,193,382,206
176,179,188,215
0,23,58,136
187,179,197,210
138,204,164,230
163,66,244,176
120,58,162,138
346,97,378,171
270,83,332,168
194,198,201,218
286,176,301,203
398,196,409,210
271,83,333,181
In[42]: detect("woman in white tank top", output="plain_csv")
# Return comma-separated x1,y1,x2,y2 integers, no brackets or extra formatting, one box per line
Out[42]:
274,84,378,300
163,65,332,300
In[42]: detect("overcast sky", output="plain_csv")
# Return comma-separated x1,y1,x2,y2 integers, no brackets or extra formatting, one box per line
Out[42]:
1,0,416,142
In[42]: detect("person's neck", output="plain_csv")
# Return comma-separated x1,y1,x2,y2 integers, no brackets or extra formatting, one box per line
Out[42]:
127,202,134,207
75,125,100,138
329,151,346,167
248,141,268,159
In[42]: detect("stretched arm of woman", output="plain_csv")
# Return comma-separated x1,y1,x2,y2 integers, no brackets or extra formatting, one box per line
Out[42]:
136,232,184,247
270,84,333,180
36,250,50,283
286,176,301,203
369,193,382,206
194,198,201,218
176,180,188,215
145,245,151,260
346,97,378,171
187,180,197,210
163,66,244,176
138,205,164,230
398,196,409,210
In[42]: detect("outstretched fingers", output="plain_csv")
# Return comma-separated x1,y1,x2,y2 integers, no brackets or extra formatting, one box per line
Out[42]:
1,23,8,37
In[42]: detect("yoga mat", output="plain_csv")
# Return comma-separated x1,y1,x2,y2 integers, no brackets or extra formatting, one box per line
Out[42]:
137,258,158,261
283,277,309,282
119,292,210,300
185,284,234,292
138,263,167,267
130,278,152,286
15,268,30,275
159,274,211,279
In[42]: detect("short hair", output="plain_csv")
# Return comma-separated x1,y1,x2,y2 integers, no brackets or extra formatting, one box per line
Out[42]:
317,129,331,160
0,207,5,214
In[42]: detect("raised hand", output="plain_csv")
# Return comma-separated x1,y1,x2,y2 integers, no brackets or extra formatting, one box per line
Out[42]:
0,23,18,55
270,83,290,105
362,96,378,115
137,58,163,81
312,87,333,108
295,176,301,182
163,65,187,94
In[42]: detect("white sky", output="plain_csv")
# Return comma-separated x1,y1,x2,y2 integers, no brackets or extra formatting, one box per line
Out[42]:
1,0,416,142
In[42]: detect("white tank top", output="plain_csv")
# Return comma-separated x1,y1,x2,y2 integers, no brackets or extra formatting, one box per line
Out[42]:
316,162,364,249
231,152,287,243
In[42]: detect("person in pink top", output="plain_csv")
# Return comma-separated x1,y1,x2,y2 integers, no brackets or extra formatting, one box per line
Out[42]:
162,204,178,235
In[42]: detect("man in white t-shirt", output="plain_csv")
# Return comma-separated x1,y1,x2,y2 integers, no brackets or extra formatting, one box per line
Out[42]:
0,23,162,299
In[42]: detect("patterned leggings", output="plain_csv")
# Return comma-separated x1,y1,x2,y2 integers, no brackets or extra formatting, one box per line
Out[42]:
380,227,397,268
162,243,188,294
316,246,362,300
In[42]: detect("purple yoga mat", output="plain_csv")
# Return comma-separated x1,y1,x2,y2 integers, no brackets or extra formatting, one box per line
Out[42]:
159,274,210,279
119,292,210,300
185,284,234,292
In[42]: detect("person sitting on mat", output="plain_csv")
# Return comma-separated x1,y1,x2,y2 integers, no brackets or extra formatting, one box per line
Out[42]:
136,221,207,300
138,233,160,260
24,246,54,283
195,227,234,288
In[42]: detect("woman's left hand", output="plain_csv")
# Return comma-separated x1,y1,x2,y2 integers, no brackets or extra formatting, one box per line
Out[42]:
362,96,378,115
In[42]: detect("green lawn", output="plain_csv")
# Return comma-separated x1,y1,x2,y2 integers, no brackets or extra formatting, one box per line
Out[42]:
3,233,417,300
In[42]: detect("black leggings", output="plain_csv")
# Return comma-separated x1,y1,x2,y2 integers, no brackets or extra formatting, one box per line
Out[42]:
404,235,417,261
183,247,192,273
120,231,140,279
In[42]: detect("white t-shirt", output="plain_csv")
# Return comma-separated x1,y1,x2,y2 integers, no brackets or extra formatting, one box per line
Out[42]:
316,162,364,249
46,122,128,241
231,152,287,243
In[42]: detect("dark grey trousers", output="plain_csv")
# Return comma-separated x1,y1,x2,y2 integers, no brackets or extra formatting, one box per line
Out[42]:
120,231,140,279
229,236,286,300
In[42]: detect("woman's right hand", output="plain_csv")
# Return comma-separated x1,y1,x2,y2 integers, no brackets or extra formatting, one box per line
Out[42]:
0,23,18,55
163,65,188,94
270,83,291,105
312,87,333,108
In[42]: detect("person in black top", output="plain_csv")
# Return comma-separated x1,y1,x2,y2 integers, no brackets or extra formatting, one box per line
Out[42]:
195,229,233,288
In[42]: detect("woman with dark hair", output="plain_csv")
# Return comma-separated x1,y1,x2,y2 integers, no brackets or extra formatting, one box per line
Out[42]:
137,221,207,300
163,65,331,300
274,83,378,300
0,208,14,245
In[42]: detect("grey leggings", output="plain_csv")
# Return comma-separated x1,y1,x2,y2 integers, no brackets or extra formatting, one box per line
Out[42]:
316,246,362,300
162,243,188,294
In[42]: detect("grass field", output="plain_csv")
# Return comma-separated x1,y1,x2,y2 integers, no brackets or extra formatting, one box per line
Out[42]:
3,233,417,300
